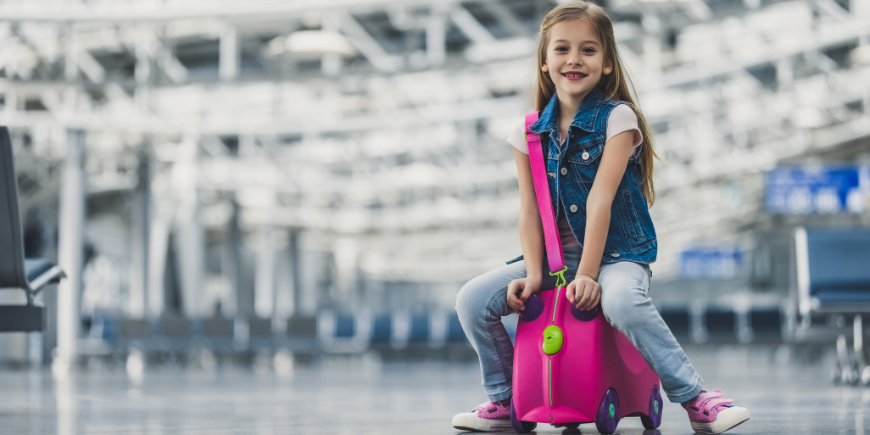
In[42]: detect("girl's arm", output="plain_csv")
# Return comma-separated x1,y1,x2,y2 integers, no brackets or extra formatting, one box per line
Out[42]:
506,147,545,312
567,130,636,309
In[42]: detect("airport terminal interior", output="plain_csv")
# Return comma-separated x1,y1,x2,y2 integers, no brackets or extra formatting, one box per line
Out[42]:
0,0,869,433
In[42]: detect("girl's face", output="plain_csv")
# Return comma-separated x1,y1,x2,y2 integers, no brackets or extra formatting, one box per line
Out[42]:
542,18,612,104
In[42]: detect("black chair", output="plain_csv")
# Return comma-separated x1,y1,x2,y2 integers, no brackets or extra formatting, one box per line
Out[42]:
370,313,392,345
284,315,318,352
0,127,65,332
199,316,235,353
749,307,783,342
705,307,737,342
795,227,870,316
247,316,274,351
794,227,870,384
659,307,691,341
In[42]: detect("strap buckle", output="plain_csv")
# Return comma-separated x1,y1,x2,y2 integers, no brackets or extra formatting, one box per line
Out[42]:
549,266,568,288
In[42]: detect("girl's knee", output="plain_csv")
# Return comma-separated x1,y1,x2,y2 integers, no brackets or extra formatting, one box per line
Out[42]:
455,281,478,318
601,287,633,326
455,277,500,320
599,267,648,328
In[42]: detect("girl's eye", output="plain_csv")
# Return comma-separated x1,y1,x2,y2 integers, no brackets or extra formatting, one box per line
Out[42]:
582,47,596,54
555,46,568,52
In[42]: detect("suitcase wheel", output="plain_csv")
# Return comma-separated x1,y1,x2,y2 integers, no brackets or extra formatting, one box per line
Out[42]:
640,384,663,429
595,388,620,434
510,400,537,433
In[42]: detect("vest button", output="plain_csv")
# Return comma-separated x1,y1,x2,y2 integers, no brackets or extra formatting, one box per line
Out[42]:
560,167,567,176
569,204,578,213
611,253,620,258
582,151,590,160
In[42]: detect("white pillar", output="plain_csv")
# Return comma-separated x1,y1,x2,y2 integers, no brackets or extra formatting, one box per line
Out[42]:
127,151,149,318
853,0,870,19
56,129,85,367
333,238,358,305
289,229,302,316
642,14,662,79
254,225,276,319
219,25,239,82
64,30,78,82
228,200,248,316
322,15,342,77
174,135,203,317
427,5,447,67
776,57,793,91
146,214,169,319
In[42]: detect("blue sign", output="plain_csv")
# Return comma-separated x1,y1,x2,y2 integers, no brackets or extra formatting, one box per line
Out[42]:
679,248,743,279
765,165,869,214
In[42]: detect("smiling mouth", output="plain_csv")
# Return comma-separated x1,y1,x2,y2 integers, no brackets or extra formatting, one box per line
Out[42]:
562,72,587,80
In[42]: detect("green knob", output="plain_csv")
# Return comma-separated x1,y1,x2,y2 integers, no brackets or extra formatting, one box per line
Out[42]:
609,403,615,419
654,400,659,414
542,325,564,355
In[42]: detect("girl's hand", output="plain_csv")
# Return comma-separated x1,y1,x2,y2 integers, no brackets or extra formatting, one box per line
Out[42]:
566,274,601,310
507,277,542,312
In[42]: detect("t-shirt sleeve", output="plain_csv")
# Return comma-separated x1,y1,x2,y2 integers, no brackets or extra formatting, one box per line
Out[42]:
506,121,529,154
606,104,643,151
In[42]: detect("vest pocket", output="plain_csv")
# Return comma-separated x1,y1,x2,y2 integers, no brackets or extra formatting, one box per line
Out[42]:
617,190,645,242
566,140,604,165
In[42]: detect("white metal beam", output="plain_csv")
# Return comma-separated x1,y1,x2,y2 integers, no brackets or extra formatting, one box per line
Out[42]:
338,10,403,72
449,4,496,45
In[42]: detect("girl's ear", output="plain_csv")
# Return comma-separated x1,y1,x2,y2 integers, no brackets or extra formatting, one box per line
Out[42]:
603,58,613,75
542,62,549,72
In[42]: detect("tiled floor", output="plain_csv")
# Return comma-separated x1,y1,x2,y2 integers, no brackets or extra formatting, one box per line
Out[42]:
0,344,863,434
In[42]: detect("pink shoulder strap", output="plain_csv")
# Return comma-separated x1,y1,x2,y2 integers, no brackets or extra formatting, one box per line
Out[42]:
524,112,565,274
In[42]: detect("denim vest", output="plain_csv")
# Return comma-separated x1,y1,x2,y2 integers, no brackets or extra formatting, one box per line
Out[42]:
513,89,657,266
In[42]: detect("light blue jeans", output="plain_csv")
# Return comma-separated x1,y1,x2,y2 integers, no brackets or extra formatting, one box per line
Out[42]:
455,248,703,404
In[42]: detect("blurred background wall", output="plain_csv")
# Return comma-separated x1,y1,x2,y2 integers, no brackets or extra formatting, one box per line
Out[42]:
0,0,869,367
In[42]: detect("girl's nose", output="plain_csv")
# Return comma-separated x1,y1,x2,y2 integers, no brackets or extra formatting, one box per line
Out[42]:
568,53,582,67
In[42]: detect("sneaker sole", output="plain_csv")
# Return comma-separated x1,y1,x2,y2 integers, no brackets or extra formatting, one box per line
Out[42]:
690,407,750,434
452,414,513,432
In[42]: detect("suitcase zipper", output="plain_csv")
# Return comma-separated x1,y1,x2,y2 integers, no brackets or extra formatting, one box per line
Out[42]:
548,358,553,407
552,288,560,322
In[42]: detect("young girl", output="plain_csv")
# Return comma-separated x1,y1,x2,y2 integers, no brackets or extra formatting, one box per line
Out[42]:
452,3,750,434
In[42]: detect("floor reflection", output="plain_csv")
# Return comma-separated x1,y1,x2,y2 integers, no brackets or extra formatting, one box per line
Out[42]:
0,344,865,434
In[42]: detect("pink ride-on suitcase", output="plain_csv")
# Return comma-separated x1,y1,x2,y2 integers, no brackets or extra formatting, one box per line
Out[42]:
510,112,662,434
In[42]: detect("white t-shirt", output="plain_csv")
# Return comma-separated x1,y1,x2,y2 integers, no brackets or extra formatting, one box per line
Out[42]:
508,104,644,249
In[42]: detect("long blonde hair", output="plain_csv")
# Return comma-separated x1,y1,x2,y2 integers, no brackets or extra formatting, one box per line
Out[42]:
535,1,659,205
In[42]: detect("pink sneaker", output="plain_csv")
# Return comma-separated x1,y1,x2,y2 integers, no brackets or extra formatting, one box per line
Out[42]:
451,399,513,432
683,390,750,434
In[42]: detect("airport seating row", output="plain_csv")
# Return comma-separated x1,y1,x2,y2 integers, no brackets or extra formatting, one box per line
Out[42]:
0,127,66,332
659,304,784,344
86,304,786,358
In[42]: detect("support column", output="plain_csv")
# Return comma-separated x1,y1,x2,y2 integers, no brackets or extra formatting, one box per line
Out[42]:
289,229,302,316
333,238,358,309
427,5,447,67
64,27,78,82
219,25,239,82
56,129,85,368
254,225,276,319
174,135,203,317
642,13,662,81
147,213,169,319
776,57,793,91
128,149,149,318
228,200,253,316
322,15,342,77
